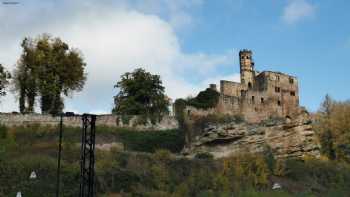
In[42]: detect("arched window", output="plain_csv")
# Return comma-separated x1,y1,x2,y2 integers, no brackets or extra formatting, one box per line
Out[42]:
248,82,252,89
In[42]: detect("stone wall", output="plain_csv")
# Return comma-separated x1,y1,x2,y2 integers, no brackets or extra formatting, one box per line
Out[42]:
0,113,178,130
220,80,243,97
204,70,301,123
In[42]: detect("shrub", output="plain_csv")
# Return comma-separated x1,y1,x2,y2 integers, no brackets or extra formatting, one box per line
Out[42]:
187,88,220,109
222,153,270,189
195,152,214,160
118,129,185,153
0,124,7,139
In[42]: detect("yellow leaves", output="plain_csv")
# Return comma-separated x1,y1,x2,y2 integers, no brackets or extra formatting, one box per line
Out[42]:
221,153,270,188
315,96,350,161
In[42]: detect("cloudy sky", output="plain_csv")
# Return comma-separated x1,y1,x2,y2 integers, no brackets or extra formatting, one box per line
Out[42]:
0,0,349,114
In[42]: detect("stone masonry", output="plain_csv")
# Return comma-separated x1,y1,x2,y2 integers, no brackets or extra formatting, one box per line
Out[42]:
0,113,178,131
190,50,300,123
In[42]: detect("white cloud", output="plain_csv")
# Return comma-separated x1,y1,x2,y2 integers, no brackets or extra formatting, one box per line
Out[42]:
282,0,316,25
0,1,237,113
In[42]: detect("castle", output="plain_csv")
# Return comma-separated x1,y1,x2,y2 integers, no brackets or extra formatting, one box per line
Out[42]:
192,50,301,123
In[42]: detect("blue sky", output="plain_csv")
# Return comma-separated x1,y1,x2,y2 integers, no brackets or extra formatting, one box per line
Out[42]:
0,0,349,113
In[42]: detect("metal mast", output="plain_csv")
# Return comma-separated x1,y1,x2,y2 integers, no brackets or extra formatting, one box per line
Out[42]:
80,114,97,197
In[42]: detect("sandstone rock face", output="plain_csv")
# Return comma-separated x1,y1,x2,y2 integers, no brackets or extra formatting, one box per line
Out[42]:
183,111,320,159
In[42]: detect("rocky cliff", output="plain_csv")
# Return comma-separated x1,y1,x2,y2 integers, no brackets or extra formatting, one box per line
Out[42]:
183,110,320,159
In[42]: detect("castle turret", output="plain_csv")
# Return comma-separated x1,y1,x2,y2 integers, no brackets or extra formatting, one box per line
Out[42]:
239,50,255,88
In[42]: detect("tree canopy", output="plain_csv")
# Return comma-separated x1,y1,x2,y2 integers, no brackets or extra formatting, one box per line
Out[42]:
112,68,169,119
187,88,220,109
315,95,350,162
0,64,11,99
13,34,86,115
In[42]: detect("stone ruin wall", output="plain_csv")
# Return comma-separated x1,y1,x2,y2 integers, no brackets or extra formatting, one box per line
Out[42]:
214,71,300,123
0,113,178,131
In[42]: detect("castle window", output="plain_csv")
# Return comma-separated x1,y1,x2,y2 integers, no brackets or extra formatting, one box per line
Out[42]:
278,100,281,106
252,96,255,104
289,78,294,84
248,82,252,89
290,91,295,96
261,98,264,104
277,76,280,81
275,87,280,93
241,90,244,97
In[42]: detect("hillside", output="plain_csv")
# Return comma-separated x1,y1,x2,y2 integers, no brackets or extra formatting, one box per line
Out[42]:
1,122,350,197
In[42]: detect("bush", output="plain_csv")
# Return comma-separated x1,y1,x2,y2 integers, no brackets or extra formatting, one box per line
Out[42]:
195,152,214,160
222,153,270,190
118,129,185,153
187,88,220,109
283,158,350,192
0,124,7,139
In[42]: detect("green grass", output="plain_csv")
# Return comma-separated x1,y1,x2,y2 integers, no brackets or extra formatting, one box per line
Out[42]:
7,124,185,153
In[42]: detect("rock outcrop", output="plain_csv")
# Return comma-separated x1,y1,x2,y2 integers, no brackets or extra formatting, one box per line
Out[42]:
183,111,320,159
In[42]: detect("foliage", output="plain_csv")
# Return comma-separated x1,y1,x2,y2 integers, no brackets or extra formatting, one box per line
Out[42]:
112,68,169,122
314,95,350,162
7,124,185,154
187,88,220,109
282,157,350,194
13,34,86,114
195,152,214,160
2,125,350,197
174,98,187,123
222,153,270,190
0,64,11,99
118,129,185,153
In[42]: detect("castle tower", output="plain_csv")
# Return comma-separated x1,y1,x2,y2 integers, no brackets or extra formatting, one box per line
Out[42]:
239,50,255,88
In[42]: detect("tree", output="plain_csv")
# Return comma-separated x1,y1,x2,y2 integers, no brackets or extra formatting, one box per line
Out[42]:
317,94,336,159
320,94,333,117
112,68,169,120
315,95,350,161
187,88,220,109
13,34,86,115
0,64,11,100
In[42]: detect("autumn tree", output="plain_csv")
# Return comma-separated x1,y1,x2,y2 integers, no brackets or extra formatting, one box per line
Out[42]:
13,34,86,115
112,68,169,120
0,64,11,100
315,95,350,162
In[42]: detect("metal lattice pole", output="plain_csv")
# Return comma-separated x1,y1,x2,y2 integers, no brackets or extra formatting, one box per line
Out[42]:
80,114,97,197
56,114,63,197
